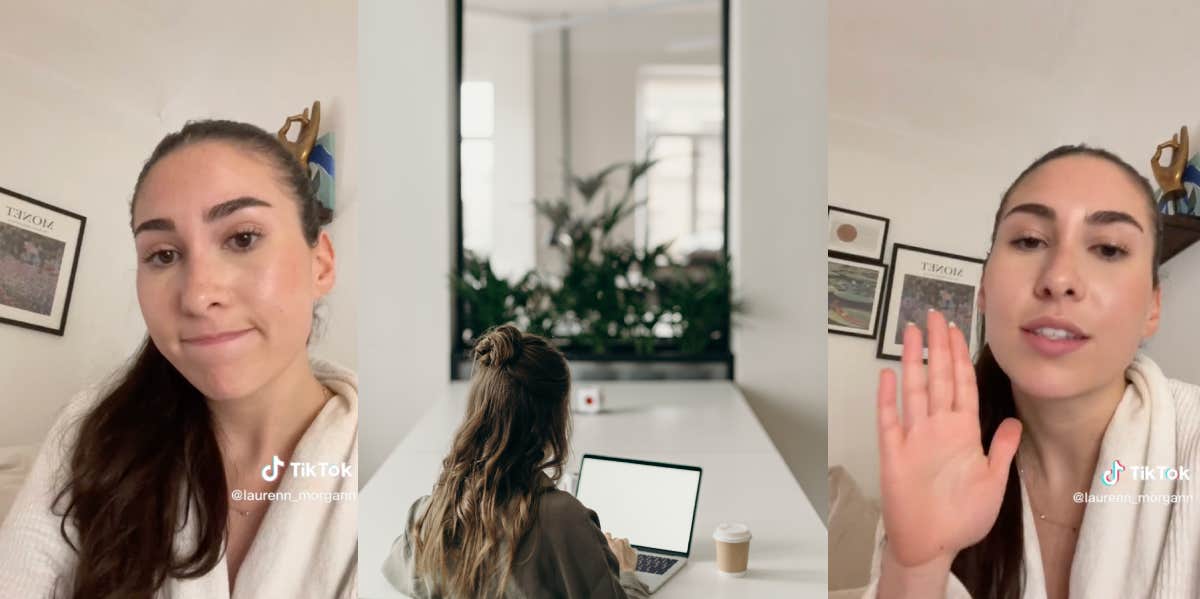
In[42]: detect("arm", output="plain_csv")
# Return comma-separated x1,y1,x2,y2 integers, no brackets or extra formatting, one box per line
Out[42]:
380,496,434,598
860,518,971,599
540,494,649,599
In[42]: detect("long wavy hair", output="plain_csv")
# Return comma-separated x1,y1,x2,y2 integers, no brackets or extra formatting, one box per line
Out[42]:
950,145,1163,599
411,324,572,598
51,119,326,599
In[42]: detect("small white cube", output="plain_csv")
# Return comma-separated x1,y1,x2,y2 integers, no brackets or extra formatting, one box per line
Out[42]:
574,387,604,414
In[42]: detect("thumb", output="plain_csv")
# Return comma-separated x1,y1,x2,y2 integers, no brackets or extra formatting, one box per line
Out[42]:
986,417,1022,486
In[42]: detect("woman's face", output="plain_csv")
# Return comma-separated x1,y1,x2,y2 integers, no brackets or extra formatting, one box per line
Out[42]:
980,154,1160,400
132,141,335,400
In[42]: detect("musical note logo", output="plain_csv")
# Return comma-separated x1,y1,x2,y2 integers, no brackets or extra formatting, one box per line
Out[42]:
1101,459,1125,486
261,455,286,482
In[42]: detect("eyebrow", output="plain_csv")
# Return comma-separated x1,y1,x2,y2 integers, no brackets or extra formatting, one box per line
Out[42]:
133,196,272,236
1001,202,1144,232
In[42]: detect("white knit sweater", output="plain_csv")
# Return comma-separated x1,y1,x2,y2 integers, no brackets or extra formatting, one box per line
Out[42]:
863,353,1200,599
0,360,359,599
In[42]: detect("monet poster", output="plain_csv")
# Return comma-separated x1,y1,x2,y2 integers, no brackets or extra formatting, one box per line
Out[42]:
828,256,886,339
876,243,984,361
0,186,85,335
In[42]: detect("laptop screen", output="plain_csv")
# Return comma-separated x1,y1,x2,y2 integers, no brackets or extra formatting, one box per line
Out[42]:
575,455,702,556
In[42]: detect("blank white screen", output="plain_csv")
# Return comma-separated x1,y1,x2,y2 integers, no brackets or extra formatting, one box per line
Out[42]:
575,457,700,554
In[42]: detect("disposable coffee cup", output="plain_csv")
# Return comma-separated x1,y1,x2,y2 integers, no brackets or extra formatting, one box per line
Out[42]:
713,523,751,577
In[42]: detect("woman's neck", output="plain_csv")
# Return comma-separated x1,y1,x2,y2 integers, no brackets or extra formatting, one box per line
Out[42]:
208,352,330,470
1013,373,1129,489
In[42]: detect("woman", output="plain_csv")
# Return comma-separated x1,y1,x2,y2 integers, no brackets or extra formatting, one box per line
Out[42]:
382,324,650,599
0,120,357,598
866,145,1200,598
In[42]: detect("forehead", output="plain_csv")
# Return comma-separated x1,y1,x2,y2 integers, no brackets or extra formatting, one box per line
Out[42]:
133,141,286,220
1004,154,1152,220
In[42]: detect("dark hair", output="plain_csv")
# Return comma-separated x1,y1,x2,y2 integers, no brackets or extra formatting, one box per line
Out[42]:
951,145,1162,598
411,324,572,598
54,119,325,598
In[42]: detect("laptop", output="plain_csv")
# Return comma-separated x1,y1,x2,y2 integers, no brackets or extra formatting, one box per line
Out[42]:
574,454,702,594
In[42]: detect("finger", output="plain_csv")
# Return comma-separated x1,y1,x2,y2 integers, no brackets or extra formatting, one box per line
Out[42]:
986,418,1023,489
877,368,903,462
925,310,953,415
900,321,928,431
948,321,978,415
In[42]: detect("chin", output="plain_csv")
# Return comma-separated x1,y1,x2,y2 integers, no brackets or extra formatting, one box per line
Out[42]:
1007,370,1091,400
178,363,267,401
995,347,1124,401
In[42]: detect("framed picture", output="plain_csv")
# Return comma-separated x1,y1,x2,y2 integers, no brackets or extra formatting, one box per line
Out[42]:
0,186,86,335
828,255,887,339
876,243,984,361
828,206,889,263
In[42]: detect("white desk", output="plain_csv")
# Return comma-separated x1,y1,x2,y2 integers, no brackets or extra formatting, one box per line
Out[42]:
359,381,828,598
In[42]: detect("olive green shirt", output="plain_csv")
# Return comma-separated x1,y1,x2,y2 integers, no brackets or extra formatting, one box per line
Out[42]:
382,479,650,599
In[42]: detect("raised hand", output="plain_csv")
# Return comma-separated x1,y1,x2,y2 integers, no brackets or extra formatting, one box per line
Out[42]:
876,310,1022,567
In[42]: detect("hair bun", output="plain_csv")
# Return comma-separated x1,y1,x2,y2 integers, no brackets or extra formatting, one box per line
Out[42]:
474,324,524,369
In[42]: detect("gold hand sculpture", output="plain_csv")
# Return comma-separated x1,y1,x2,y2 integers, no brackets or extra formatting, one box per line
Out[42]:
1151,125,1188,199
276,101,322,166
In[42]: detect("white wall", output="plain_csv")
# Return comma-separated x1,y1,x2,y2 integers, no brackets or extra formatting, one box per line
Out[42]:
358,0,454,482
730,0,829,523
0,1,357,447
828,0,1200,501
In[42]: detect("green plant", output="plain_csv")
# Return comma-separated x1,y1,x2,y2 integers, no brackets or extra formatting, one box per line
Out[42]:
455,153,732,356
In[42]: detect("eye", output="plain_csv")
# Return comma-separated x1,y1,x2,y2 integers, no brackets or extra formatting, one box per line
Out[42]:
1010,235,1046,250
143,249,179,266
226,229,263,252
1093,243,1128,261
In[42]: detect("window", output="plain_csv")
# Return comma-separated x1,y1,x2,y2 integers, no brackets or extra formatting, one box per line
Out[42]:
637,67,724,261
460,80,495,260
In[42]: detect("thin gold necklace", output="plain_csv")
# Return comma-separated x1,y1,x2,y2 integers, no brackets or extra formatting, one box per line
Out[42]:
1018,451,1084,534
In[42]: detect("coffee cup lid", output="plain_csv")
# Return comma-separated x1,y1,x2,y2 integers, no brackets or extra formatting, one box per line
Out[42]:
712,522,751,543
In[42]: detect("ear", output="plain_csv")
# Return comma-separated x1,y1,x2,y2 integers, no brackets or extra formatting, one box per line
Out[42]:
1143,285,1162,338
977,284,986,314
312,230,336,299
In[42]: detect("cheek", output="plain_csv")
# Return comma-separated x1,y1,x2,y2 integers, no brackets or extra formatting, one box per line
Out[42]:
1089,271,1153,335
248,248,315,330
981,260,1022,316
136,269,174,338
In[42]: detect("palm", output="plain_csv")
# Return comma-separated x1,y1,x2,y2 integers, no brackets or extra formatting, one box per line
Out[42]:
876,311,1021,567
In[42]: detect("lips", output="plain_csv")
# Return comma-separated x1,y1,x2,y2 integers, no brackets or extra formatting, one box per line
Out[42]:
1019,316,1090,357
181,328,253,346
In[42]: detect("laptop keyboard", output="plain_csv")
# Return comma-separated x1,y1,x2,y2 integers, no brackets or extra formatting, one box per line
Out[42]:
636,554,679,575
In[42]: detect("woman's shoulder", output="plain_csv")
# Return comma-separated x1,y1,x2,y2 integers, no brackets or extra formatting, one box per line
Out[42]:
535,488,603,536
312,359,357,398
1168,377,1200,403
1168,377,1200,433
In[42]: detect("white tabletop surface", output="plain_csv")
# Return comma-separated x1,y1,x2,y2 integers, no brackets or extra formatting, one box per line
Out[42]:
358,381,828,598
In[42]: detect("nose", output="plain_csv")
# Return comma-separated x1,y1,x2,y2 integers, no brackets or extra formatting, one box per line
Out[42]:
179,253,230,315
1034,244,1084,301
